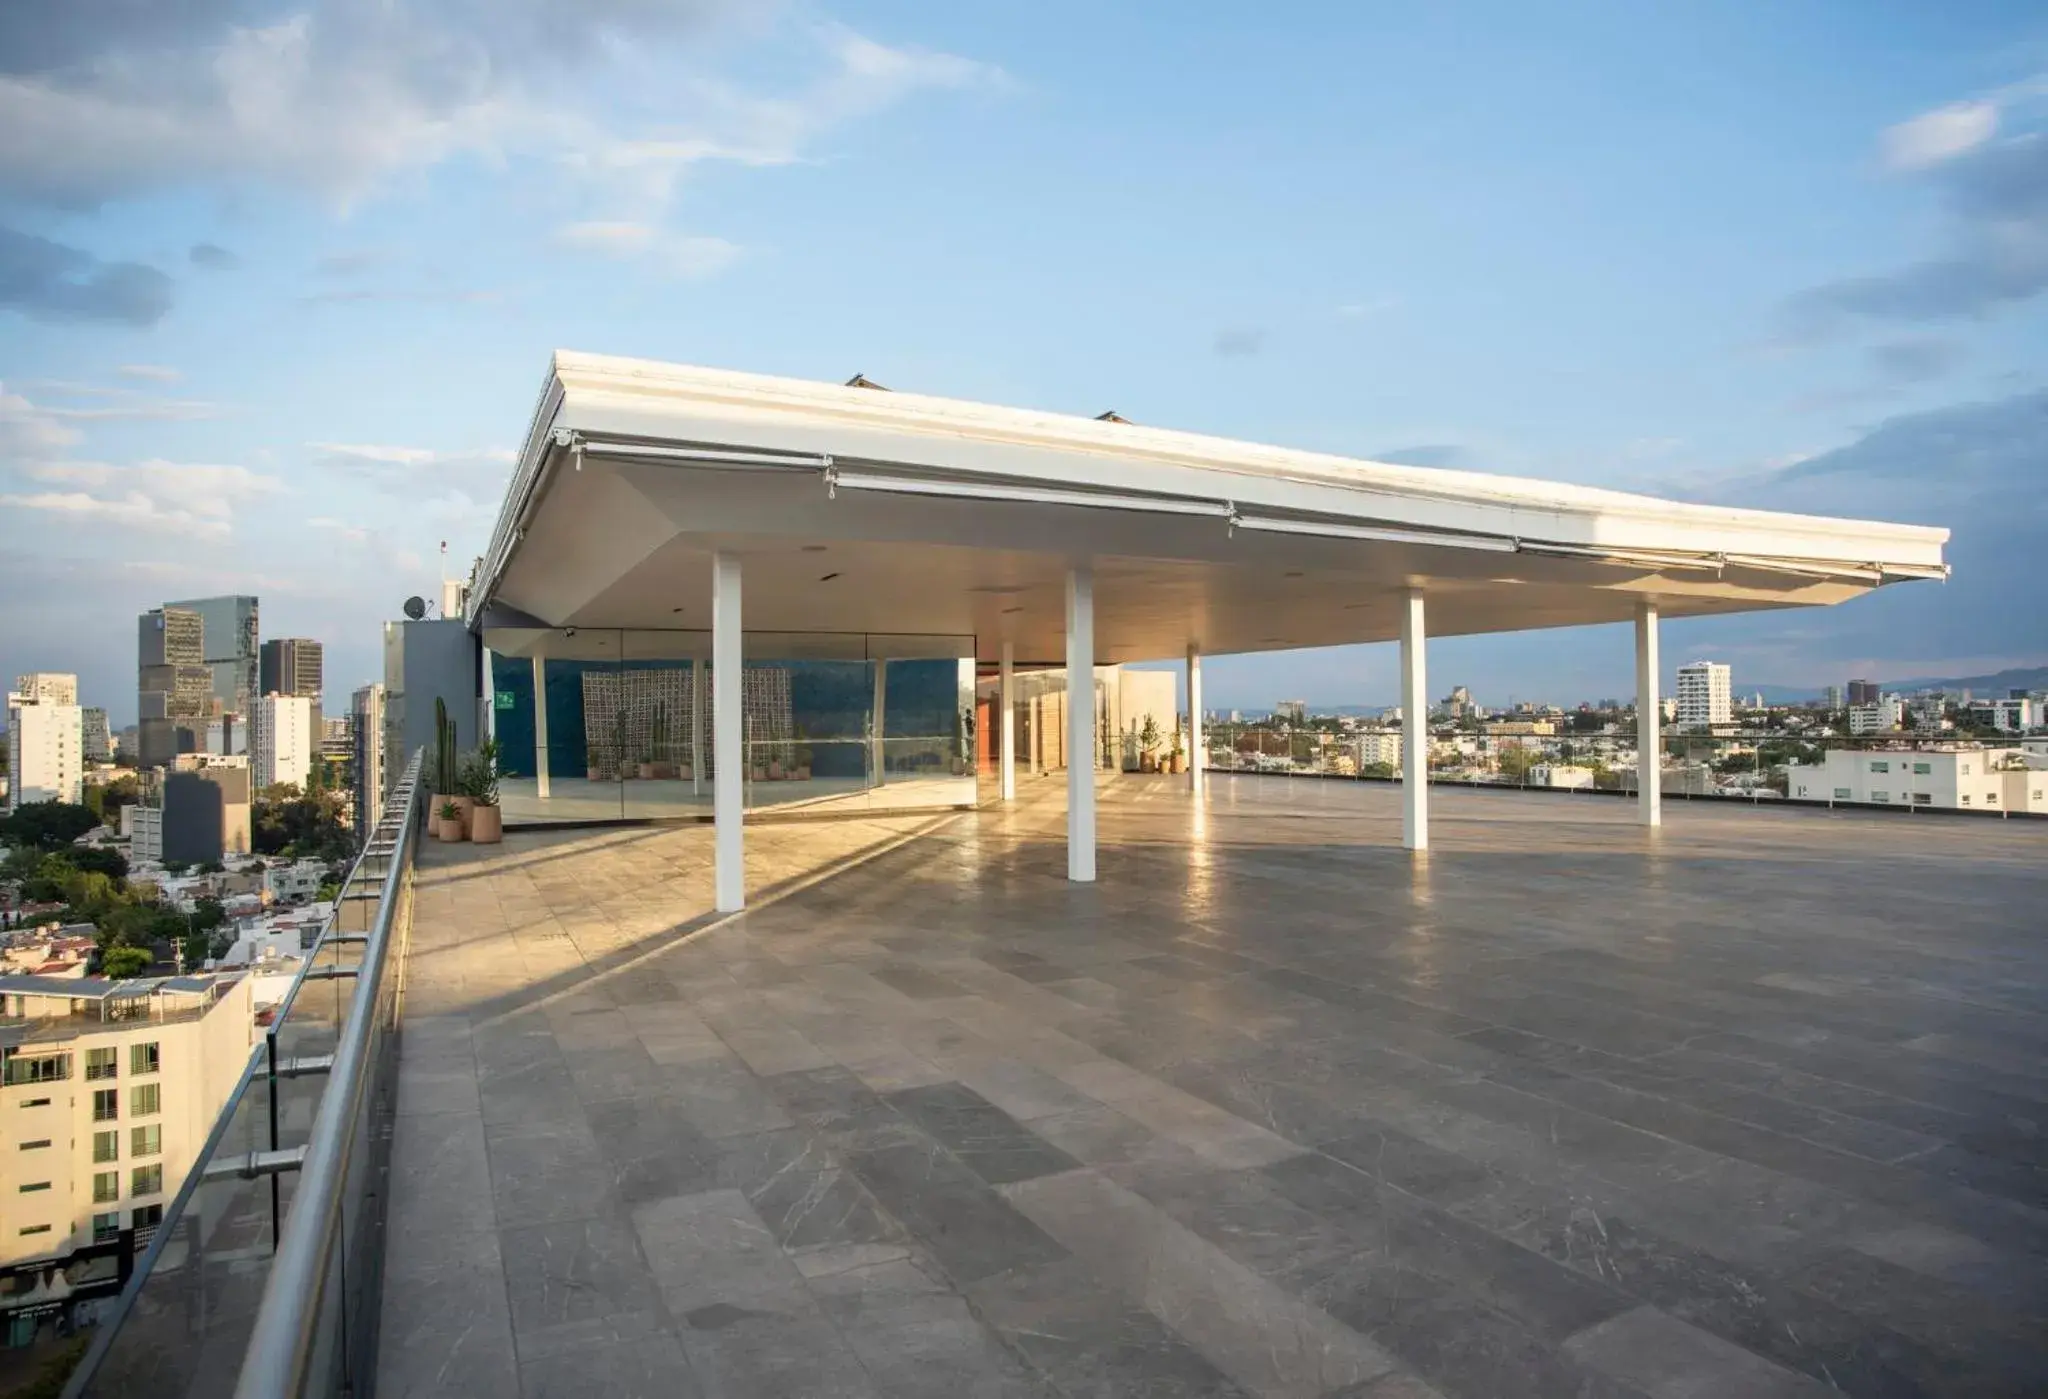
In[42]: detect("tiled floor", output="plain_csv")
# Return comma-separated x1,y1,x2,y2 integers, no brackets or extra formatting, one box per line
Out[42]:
378,774,2048,1398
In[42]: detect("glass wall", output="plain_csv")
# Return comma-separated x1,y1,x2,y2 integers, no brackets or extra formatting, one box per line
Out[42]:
483,629,977,825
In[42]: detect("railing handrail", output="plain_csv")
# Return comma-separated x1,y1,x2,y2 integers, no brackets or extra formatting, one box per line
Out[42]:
232,751,425,1399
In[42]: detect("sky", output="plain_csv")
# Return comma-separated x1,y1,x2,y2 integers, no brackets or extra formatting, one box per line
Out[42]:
2,0,2044,723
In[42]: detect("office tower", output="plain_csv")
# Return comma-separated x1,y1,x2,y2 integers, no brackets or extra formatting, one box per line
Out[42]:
165,595,259,718
138,608,212,767
351,684,387,839
6,686,83,809
12,673,78,706
253,694,316,792
259,638,324,704
1823,685,1843,710
1675,661,1733,729
1847,678,1879,707
80,708,111,763
1274,699,1308,724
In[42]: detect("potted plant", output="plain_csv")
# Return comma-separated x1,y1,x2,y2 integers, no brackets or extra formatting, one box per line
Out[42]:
465,740,502,844
432,698,460,821
794,729,813,781
436,798,463,842
1169,729,1186,774
613,709,633,780
1139,714,1162,773
648,703,675,779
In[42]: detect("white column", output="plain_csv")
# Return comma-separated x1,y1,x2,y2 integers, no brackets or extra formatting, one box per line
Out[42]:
530,654,550,800
482,646,497,744
870,659,889,789
1186,643,1204,798
1399,589,1428,851
1636,602,1662,828
999,641,1016,802
1066,567,1096,882
690,658,703,797
712,553,744,911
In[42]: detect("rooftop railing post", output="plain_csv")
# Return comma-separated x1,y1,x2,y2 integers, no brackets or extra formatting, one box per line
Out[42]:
1066,566,1096,882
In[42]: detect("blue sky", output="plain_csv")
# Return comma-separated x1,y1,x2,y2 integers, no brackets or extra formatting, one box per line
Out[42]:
3,1,2044,721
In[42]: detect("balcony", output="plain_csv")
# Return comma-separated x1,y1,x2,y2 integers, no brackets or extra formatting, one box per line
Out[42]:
71,771,2048,1397
375,775,2046,1398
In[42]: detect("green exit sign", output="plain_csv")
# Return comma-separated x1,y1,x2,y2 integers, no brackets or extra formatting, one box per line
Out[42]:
494,691,516,711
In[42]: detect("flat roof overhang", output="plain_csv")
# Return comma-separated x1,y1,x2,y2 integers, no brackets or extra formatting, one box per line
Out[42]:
471,352,1950,663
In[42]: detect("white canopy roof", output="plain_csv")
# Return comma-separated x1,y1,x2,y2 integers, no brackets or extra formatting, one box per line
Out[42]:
473,352,1948,664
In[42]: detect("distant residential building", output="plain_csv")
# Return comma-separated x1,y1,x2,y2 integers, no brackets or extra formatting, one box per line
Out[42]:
5,687,83,810
1351,730,1400,769
253,695,315,793
1675,661,1732,729
0,974,253,1340
320,716,352,759
1847,678,1880,707
1442,685,1473,719
1823,685,1843,710
132,758,252,865
1787,748,2046,812
1482,719,1556,737
1847,694,1907,736
351,684,387,838
1274,699,1308,724
1529,764,1596,790
11,674,78,707
165,595,259,719
1966,697,2038,733
79,708,111,763
201,716,246,758
258,638,323,704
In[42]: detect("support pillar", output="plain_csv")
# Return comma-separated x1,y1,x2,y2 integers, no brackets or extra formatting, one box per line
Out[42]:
482,646,497,744
1399,590,1428,851
1636,602,1662,828
1066,567,1096,882
712,553,744,911
530,654,550,801
1186,644,1204,798
870,659,889,789
999,641,1016,801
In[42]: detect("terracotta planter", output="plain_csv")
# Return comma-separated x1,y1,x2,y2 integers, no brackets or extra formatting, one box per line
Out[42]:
587,768,603,782
451,795,476,836
437,815,464,842
470,805,502,844
796,766,812,781
768,759,784,780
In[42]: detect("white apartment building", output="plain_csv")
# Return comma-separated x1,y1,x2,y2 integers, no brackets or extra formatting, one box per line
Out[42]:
1786,747,2047,812
1848,694,1908,736
252,693,315,792
1529,764,1597,789
1966,697,2039,733
1674,661,1732,729
1351,730,1400,769
5,692,83,811
0,975,253,1336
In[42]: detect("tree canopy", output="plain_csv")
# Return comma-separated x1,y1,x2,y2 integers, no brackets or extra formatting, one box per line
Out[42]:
0,801,99,850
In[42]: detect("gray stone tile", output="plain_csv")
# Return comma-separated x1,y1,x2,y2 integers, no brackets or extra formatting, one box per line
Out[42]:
664,1056,796,1138
843,1137,1069,1285
633,1187,812,1317
563,1043,672,1102
807,1256,1044,1398
583,1094,722,1206
1003,1167,1399,1396
377,1230,518,1399
519,1331,700,1399
486,1117,618,1226
678,1310,881,1399
748,1164,900,1253
498,1213,662,1338
1563,1305,1834,1398
884,1080,1082,1185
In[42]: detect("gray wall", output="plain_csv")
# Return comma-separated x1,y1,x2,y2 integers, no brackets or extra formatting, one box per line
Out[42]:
392,619,479,768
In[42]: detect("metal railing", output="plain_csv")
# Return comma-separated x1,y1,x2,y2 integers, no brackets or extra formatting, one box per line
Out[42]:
1190,724,2047,818
63,750,426,1399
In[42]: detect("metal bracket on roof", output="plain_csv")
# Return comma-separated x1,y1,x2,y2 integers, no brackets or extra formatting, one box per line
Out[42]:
824,460,838,499
201,1146,308,1183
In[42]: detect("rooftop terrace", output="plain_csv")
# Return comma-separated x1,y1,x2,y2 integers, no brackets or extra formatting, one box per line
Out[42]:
381,775,2047,1399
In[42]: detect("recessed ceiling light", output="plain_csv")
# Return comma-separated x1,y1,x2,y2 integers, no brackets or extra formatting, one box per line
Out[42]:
819,572,841,582
801,545,828,553
1284,571,1305,579
671,607,684,613
1001,606,1024,615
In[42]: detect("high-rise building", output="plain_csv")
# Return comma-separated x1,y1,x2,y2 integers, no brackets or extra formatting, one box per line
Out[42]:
1847,678,1879,707
6,686,83,809
259,638,323,704
138,608,213,767
165,595,259,718
1274,699,1308,724
80,708,111,763
1823,685,1843,711
12,673,78,706
1675,661,1732,729
253,694,315,792
351,683,387,839
133,759,252,865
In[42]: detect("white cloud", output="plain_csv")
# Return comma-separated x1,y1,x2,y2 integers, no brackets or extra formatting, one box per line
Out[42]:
0,7,1004,214
21,458,282,514
117,364,181,382
0,489,233,538
1881,100,1998,172
0,385,82,454
554,220,740,277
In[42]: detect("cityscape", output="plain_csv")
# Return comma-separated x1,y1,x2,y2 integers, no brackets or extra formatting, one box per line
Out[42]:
2,5,2045,1399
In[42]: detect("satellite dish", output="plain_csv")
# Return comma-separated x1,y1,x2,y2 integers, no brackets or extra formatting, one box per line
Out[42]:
402,596,427,620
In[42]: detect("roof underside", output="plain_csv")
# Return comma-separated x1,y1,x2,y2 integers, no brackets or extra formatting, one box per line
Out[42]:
473,353,1949,664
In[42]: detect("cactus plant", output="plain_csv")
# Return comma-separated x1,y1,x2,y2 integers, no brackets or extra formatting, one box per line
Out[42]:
433,697,459,797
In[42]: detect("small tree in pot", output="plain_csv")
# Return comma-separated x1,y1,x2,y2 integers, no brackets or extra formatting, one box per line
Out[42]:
465,740,503,844
437,798,464,842
1139,714,1162,773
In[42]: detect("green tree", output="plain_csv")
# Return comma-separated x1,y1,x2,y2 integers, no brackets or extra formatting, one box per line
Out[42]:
101,945,153,978
0,800,99,850
191,896,228,934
